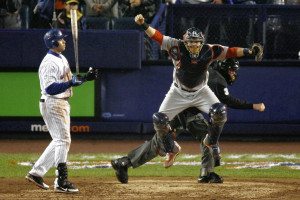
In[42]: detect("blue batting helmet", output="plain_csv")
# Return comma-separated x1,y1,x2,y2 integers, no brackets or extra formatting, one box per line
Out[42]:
43,29,66,49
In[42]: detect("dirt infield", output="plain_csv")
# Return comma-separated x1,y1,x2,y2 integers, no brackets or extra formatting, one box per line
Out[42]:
0,140,300,200
1,139,300,154
1,177,300,200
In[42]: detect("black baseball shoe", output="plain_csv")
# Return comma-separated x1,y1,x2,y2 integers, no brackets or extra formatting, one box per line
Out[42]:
198,172,223,184
198,175,211,183
25,173,49,190
54,178,79,193
111,156,131,184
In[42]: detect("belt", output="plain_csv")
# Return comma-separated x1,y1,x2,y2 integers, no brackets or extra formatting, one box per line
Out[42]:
174,83,197,93
40,97,69,102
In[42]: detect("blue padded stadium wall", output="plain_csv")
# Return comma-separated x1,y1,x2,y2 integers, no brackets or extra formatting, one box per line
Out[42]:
100,65,300,138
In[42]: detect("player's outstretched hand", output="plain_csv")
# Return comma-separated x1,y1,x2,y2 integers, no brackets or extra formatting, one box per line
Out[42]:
70,75,84,87
135,14,145,25
253,103,265,112
84,67,99,81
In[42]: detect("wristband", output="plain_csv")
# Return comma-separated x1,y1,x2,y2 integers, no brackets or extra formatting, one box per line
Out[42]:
141,22,149,31
243,48,251,56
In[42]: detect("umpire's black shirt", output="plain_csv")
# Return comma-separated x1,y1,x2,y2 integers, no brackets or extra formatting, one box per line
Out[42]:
208,68,252,109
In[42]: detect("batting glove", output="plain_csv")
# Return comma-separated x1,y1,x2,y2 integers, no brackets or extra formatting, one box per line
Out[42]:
70,75,84,86
83,67,100,81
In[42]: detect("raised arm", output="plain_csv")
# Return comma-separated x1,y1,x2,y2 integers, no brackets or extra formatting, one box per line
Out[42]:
134,14,163,45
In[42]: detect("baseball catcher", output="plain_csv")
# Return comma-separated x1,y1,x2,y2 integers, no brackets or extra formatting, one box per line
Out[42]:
111,14,263,184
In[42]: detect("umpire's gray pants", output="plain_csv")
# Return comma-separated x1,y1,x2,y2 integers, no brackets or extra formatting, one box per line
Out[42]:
127,134,160,168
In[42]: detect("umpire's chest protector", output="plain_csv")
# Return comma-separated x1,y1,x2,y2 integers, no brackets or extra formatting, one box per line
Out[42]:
176,44,213,88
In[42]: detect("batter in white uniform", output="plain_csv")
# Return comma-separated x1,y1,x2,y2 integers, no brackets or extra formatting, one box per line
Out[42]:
25,28,98,193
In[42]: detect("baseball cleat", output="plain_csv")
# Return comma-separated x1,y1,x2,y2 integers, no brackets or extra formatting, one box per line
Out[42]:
198,172,223,183
111,157,131,184
164,141,182,168
54,178,79,193
25,173,49,190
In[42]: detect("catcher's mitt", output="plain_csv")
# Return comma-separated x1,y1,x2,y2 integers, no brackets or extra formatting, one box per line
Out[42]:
251,43,264,62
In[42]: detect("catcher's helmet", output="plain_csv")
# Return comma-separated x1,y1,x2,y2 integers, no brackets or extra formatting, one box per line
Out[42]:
215,58,240,85
183,27,204,42
43,29,66,49
183,27,204,58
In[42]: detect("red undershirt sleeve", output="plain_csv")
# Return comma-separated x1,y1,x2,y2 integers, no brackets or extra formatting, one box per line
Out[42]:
150,30,163,45
226,47,239,58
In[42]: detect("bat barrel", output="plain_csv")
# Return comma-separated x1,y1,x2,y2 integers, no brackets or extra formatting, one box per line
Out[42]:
70,9,79,74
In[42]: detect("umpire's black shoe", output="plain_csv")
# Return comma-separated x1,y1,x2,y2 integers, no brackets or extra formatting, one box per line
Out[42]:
209,172,223,183
25,173,49,190
198,172,223,184
198,175,211,183
111,156,131,184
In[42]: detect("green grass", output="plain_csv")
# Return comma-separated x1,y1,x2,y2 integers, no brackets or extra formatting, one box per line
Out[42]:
2,153,300,179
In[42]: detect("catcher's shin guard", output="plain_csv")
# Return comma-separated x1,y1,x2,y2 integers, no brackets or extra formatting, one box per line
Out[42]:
153,112,176,153
203,134,221,167
206,103,227,145
204,103,226,166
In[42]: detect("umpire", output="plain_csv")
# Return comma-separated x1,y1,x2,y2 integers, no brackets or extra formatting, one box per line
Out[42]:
170,58,265,183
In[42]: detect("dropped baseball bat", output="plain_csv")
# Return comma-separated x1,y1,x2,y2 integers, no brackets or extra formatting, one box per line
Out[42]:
70,9,79,75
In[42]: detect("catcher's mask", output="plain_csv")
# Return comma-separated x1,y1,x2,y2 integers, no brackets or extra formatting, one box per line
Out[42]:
183,27,204,59
215,58,240,85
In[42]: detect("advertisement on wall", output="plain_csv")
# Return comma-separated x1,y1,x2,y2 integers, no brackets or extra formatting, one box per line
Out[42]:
0,120,142,136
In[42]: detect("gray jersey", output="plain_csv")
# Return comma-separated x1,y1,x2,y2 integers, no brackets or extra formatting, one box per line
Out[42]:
159,35,229,120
